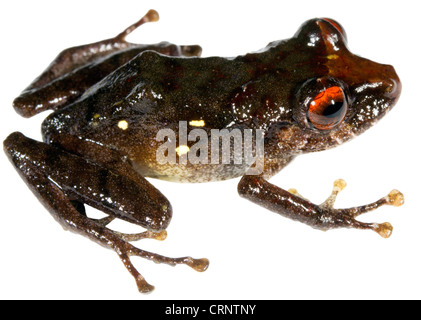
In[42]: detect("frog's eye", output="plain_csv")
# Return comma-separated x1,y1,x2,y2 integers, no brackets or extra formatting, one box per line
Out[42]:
320,18,348,43
294,77,349,131
307,86,347,130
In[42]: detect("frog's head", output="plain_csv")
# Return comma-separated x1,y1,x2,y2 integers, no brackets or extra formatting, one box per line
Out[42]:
271,18,401,155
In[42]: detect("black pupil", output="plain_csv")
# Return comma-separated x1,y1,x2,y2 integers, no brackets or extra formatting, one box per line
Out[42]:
322,101,344,118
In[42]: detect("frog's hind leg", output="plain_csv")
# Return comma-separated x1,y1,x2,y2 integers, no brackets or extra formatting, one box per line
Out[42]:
4,132,208,293
239,176,404,238
22,9,160,93
69,201,168,241
12,10,161,119
13,10,201,119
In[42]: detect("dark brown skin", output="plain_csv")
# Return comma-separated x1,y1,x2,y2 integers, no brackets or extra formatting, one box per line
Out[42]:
4,10,404,293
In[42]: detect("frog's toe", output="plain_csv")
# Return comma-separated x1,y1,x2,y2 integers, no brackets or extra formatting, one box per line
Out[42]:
287,179,404,238
135,276,155,294
287,188,308,201
385,190,405,207
372,222,394,239
343,188,404,218
185,258,210,272
288,179,346,204
319,181,404,238
320,179,347,209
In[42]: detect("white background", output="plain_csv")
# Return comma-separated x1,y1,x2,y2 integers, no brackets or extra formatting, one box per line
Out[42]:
0,0,420,300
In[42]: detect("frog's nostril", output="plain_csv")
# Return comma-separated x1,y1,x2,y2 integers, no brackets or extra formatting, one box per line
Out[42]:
382,65,401,100
385,77,402,101
386,79,398,95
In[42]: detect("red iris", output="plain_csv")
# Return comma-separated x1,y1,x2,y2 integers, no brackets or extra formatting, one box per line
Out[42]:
308,86,347,130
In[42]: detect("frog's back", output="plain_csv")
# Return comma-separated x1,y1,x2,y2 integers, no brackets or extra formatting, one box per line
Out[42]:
41,38,322,182
41,52,259,182
95,52,255,128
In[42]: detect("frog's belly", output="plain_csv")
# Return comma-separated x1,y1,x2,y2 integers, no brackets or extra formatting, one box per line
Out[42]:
132,160,248,183
125,127,254,182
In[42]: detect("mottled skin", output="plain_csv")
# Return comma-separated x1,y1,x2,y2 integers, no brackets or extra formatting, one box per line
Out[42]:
4,10,403,293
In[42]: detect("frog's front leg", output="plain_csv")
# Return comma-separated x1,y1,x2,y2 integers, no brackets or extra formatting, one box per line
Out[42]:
4,132,208,293
238,162,404,238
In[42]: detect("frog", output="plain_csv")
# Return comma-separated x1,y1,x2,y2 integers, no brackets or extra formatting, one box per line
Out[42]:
3,9,404,293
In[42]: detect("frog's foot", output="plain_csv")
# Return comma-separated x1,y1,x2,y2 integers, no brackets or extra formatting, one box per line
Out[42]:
4,132,209,293
293,179,404,238
120,245,209,293
288,179,347,205
88,223,207,293
239,176,404,238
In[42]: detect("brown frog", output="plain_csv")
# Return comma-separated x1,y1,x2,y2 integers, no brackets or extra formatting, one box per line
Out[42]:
4,10,403,293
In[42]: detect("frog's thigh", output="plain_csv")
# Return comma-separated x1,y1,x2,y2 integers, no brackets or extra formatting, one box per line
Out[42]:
4,132,171,231
4,132,208,292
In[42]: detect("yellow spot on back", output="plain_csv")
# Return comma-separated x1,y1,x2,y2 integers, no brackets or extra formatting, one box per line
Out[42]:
93,113,100,119
118,120,129,130
327,54,339,60
176,145,190,156
189,120,206,127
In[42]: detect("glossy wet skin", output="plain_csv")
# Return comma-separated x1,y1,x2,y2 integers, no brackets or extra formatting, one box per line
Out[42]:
39,18,401,183
4,11,403,293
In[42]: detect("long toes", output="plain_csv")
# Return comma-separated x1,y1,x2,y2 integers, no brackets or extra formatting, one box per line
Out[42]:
320,179,347,209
